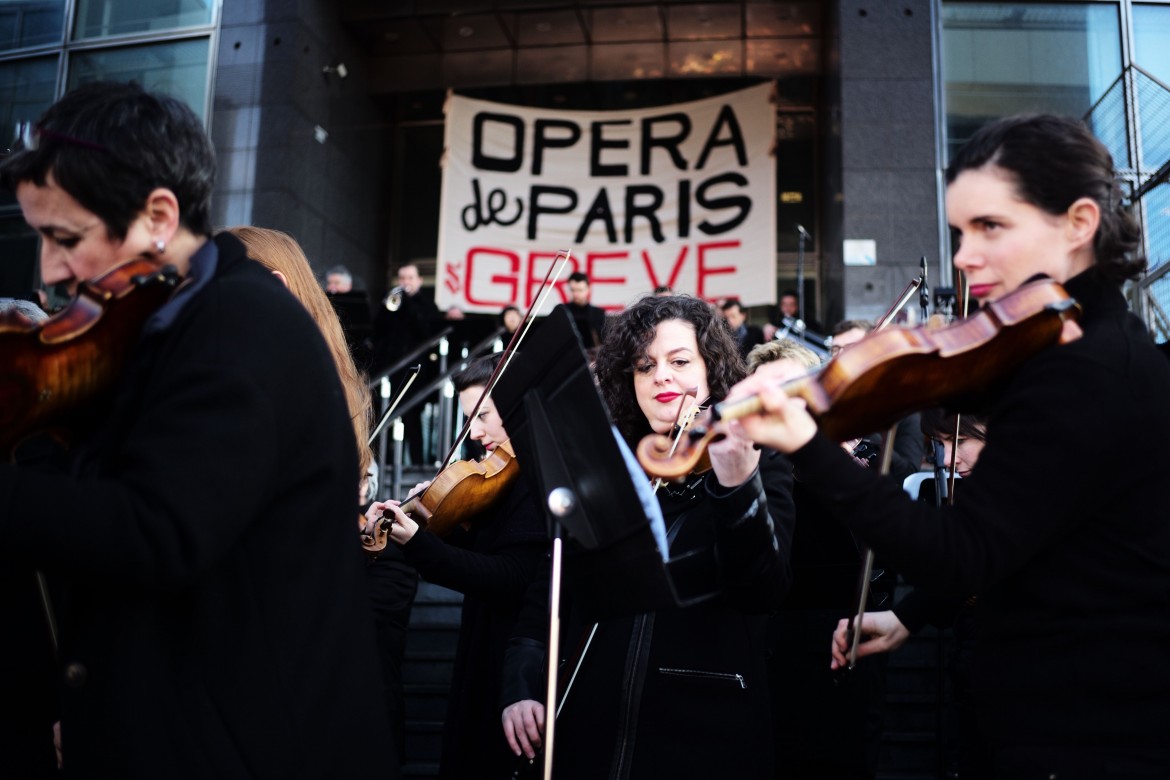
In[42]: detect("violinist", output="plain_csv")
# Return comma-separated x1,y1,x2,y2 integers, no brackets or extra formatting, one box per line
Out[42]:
0,82,390,777
367,354,547,780
729,114,1170,778
500,294,794,780
829,409,991,779
230,225,417,767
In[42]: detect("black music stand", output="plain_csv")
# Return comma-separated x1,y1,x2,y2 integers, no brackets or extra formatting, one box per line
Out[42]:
492,305,687,621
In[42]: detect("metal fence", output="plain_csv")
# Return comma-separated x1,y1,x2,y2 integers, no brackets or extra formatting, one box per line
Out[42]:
1086,65,1170,342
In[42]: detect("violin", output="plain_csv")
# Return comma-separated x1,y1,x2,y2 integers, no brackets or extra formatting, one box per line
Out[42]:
1,258,180,456
360,440,519,553
637,277,1083,480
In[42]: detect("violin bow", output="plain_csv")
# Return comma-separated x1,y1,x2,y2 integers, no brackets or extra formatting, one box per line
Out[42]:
439,250,572,467
947,271,972,504
368,365,421,446
843,272,923,671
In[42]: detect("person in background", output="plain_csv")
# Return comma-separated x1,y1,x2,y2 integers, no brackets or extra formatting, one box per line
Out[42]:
229,226,373,485
325,263,354,294
500,305,522,337
0,81,390,777
733,113,1170,778
368,354,546,780
554,270,606,348
833,409,991,780
653,285,673,296
721,298,766,360
372,262,441,465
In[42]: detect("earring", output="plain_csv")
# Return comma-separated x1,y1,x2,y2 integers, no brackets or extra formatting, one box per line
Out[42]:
154,238,166,254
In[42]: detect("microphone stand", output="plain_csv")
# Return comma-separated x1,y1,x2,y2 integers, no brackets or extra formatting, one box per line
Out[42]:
796,224,810,323
918,256,931,325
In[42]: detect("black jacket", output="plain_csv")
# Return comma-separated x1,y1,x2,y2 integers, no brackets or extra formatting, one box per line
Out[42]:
0,234,392,778
400,474,547,780
788,269,1170,770
505,455,794,780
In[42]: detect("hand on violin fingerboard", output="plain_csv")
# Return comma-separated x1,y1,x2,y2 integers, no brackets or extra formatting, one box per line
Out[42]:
724,362,819,454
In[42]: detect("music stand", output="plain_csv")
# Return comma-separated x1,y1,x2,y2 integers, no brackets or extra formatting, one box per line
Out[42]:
491,305,685,620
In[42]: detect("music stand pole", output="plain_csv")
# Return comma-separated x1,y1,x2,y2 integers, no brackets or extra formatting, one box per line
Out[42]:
536,480,579,780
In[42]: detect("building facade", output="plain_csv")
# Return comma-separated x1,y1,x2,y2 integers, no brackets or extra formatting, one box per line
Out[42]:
0,0,1165,340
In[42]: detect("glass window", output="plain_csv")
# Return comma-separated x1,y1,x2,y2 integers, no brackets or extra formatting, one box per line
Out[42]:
73,0,212,40
942,3,1122,160
68,38,209,120
1130,6,1170,170
0,0,65,52
0,55,55,146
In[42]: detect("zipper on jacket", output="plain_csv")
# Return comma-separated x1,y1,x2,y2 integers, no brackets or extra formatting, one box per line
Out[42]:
658,667,747,689
612,614,653,780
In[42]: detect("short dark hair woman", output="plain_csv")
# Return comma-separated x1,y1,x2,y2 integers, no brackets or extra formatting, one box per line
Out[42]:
0,82,390,777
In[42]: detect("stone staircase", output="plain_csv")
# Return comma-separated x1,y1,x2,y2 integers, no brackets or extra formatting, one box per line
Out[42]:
401,580,462,779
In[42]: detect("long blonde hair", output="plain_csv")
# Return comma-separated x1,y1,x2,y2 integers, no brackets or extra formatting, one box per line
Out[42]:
227,226,374,478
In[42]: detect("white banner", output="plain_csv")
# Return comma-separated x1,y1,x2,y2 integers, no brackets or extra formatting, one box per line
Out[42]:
435,84,777,314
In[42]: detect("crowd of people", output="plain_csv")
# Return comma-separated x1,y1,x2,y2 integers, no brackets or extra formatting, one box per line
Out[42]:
3,81,1170,780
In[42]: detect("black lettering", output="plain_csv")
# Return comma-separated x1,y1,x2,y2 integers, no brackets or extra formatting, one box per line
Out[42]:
641,113,691,174
624,185,665,243
695,105,747,170
696,173,750,234
678,179,691,239
591,119,631,176
575,188,618,244
532,119,581,176
528,185,578,240
472,112,524,173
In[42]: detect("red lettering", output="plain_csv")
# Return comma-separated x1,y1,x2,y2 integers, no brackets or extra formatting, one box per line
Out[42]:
465,247,520,307
640,246,689,292
585,252,629,311
695,240,739,299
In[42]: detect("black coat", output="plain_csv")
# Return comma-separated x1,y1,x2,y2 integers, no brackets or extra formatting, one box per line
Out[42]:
0,234,392,778
400,474,547,780
507,456,794,780
788,269,1170,775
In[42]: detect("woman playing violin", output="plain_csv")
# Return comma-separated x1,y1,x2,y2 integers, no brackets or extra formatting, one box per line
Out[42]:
500,294,795,780
0,82,389,776
730,115,1170,778
369,354,547,780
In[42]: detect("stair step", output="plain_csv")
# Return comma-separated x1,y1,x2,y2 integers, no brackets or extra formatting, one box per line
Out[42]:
409,603,464,625
414,581,464,604
405,623,463,653
405,720,445,759
405,683,452,721
402,762,440,779
403,652,456,684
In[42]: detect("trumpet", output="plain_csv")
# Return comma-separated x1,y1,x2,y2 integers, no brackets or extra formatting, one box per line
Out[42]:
384,286,404,312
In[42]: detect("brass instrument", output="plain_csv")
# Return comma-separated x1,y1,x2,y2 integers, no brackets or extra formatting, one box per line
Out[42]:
384,286,404,312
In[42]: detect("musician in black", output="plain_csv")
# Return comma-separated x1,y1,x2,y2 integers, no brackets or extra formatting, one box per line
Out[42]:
500,295,793,780
732,114,1170,778
552,271,606,348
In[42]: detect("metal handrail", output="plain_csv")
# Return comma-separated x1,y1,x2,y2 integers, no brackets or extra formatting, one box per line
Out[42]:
367,326,454,390
374,325,507,497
